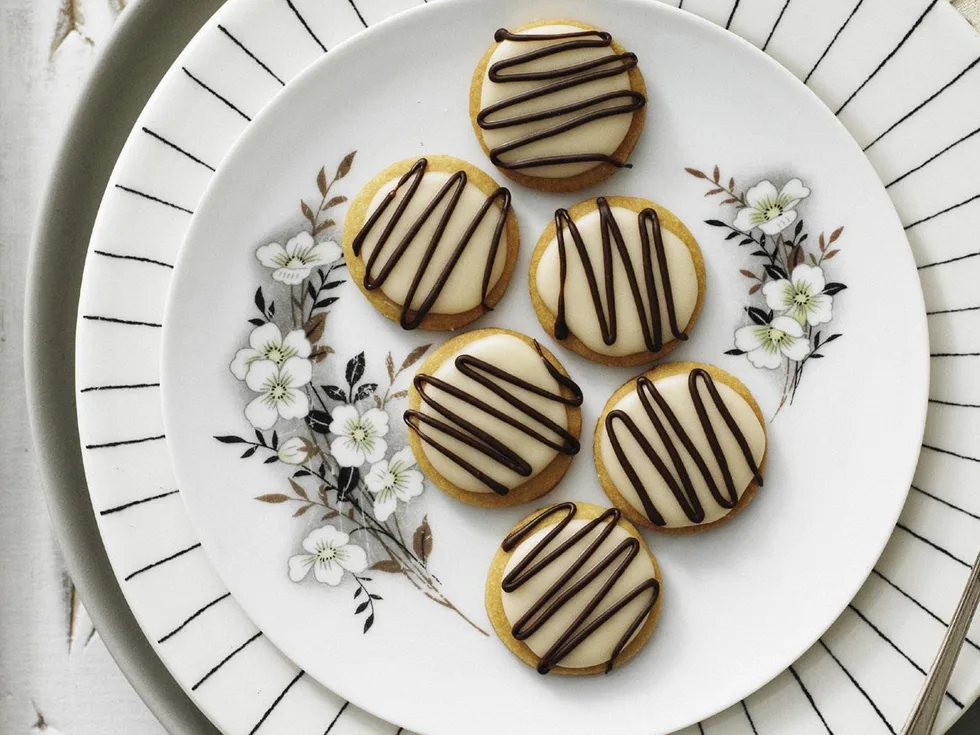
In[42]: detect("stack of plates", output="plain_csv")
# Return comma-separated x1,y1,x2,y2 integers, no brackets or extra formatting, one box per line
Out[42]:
27,0,980,733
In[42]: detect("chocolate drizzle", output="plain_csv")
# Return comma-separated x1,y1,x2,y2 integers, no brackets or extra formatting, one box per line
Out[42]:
554,197,688,353
501,503,660,674
404,341,582,496
477,28,645,172
351,158,511,330
605,369,764,527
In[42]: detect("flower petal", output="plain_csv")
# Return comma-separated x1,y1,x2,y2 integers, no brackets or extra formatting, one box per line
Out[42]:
280,357,313,388
244,359,278,392
331,436,366,467
337,543,368,574
362,437,388,465
314,558,345,586
790,263,825,294
364,460,390,494
304,524,349,550
732,206,758,233
272,266,310,285
757,209,797,235
762,279,793,311
373,490,398,522
328,404,360,435
288,554,313,582
746,343,782,369
743,180,779,210
230,348,260,380
807,293,834,325
314,239,342,264
285,231,315,257
277,388,310,421
781,335,810,362
734,325,765,351
388,446,417,473
394,469,425,501
248,322,283,351
771,315,805,337
360,408,390,437
245,394,279,430
282,329,312,359
256,242,288,268
776,178,811,209
277,436,309,464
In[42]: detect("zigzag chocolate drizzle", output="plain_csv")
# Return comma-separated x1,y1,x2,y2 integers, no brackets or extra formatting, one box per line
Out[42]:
605,368,764,526
404,341,582,496
554,197,688,353
351,157,511,330
477,28,645,172
501,503,660,674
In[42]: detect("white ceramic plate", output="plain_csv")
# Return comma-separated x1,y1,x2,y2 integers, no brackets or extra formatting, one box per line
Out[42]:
160,2,927,733
73,0,980,733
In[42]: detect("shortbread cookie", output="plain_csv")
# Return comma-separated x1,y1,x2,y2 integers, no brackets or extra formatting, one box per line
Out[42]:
530,196,705,366
404,329,582,508
470,20,647,192
486,502,662,675
595,362,768,533
342,156,519,331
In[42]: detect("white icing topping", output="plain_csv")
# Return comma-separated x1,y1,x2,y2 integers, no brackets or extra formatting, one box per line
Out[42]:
599,372,766,528
480,25,635,179
501,517,657,669
418,334,569,493
358,169,508,315
535,205,699,356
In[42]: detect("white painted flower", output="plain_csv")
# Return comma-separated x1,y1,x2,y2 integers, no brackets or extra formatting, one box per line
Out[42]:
733,179,811,235
277,436,314,465
288,525,367,586
244,357,312,430
328,404,389,467
230,323,312,380
734,315,810,369
256,232,341,285
762,263,833,326
364,447,424,521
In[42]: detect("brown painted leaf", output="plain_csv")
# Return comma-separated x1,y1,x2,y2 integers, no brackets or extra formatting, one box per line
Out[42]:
301,200,315,226
823,249,840,260
314,220,333,235
370,560,402,573
829,226,844,244
818,233,826,251
256,494,290,503
413,516,433,562
684,167,707,179
305,312,327,343
51,0,93,58
324,196,347,210
739,269,758,280
400,344,431,372
713,165,720,183
729,177,735,192
704,188,724,196
336,151,357,180
373,394,382,409
293,504,312,517
749,284,762,295
794,247,805,266
316,167,327,196
322,510,339,521
809,252,818,265
289,478,309,500
311,345,334,362
388,390,408,401
721,197,738,205
386,352,395,382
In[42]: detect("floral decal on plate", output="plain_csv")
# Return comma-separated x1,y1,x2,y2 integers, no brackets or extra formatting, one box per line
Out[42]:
215,152,486,636
687,165,847,416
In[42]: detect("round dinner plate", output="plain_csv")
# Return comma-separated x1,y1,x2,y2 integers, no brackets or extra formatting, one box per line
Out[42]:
161,2,926,733
68,0,980,732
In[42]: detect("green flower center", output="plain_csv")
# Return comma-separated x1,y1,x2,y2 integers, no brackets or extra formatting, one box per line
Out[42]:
269,383,288,401
287,255,306,268
352,426,368,443
316,545,337,562
768,329,790,346
266,347,285,364
763,205,783,221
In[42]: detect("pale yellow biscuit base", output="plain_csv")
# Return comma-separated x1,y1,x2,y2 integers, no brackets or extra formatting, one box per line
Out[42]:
469,19,647,193
594,361,769,534
342,155,520,332
406,328,582,508
485,501,663,675
529,196,706,367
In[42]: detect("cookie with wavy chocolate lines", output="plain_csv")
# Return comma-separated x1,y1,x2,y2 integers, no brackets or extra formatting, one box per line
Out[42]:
595,361,768,533
342,155,520,331
486,501,662,675
470,20,647,192
404,328,582,508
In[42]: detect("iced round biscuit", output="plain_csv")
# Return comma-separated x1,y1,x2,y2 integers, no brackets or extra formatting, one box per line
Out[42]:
342,156,520,331
595,362,768,533
530,196,706,366
486,502,662,675
469,20,647,192
404,329,582,508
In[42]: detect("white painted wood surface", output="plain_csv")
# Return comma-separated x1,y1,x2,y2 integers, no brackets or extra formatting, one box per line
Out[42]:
1,1,979,734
